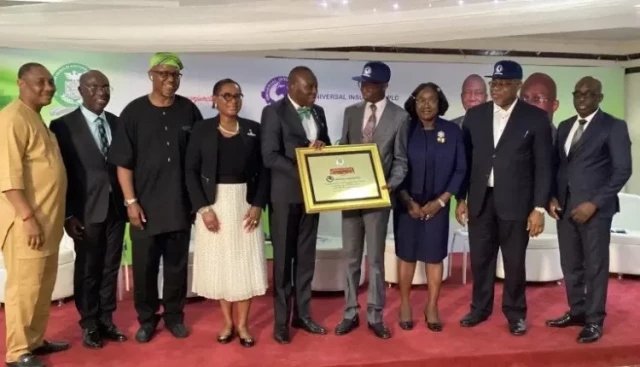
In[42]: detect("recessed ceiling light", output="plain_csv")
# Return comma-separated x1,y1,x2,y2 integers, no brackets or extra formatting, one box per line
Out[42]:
393,3,399,10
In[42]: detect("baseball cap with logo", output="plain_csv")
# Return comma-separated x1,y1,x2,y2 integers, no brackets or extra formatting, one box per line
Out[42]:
352,61,391,83
486,60,523,80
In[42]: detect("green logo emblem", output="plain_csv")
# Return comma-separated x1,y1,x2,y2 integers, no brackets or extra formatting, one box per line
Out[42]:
52,63,90,107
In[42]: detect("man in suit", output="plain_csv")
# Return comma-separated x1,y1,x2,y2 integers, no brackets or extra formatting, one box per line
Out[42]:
451,74,488,128
546,77,632,343
455,60,553,336
0,63,69,367
261,66,331,344
520,72,559,141
334,61,410,339
50,70,128,349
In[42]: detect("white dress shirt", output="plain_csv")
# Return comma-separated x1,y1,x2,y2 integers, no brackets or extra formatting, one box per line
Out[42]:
488,100,517,187
564,109,598,156
362,98,387,132
288,95,318,141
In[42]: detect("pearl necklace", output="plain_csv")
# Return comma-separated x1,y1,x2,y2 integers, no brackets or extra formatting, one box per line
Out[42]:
218,121,239,136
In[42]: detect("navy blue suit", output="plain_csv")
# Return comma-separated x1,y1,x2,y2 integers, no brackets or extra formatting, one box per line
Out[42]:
554,109,632,325
394,118,466,263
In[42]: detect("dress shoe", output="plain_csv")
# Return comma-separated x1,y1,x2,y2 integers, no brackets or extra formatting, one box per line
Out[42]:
238,332,255,348
291,318,327,335
5,353,44,367
398,321,414,330
167,323,190,339
368,322,391,339
459,313,488,328
134,324,156,343
546,312,585,328
100,324,127,342
217,327,235,344
31,340,70,355
577,324,602,343
82,328,103,349
273,325,290,344
335,316,359,335
508,319,527,336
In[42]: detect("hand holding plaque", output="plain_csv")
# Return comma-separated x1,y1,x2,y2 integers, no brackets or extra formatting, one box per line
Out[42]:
295,144,391,213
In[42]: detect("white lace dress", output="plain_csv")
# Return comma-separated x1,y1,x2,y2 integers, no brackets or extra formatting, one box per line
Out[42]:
192,183,268,301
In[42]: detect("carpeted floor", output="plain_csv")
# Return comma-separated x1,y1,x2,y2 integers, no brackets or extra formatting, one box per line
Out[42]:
1,254,640,367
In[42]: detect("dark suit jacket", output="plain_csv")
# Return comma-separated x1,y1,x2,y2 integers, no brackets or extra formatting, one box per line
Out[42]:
460,100,553,221
50,108,126,224
553,110,632,218
260,97,331,204
400,118,466,198
185,116,269,212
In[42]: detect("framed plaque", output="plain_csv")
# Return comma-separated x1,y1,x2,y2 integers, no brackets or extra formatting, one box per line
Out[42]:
295,144,391,213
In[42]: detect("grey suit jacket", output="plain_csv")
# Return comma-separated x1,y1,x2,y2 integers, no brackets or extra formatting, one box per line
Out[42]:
340,99,410,191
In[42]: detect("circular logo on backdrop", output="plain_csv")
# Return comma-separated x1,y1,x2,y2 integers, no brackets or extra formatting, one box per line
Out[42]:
53,63,90,107
261,76,288,105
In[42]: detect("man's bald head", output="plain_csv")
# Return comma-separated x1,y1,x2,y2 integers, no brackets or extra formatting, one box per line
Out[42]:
78,69,111,114
460,74,487,110
521,72,559,121
287,66,318,107
573,76,603,118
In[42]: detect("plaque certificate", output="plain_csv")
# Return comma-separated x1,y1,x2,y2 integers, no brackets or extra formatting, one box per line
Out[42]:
295,144,391,213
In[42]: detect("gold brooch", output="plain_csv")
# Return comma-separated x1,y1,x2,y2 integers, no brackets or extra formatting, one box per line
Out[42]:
437,130,446,143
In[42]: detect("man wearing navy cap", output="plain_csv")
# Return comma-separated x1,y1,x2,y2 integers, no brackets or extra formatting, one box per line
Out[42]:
335,61,410,339
455,60,552,336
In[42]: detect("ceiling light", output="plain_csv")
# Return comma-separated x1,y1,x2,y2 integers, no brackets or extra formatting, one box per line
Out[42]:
393,3,399,10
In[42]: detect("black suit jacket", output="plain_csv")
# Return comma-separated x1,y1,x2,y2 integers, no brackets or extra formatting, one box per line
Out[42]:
260,97,332,204
553,110,632,219
460,100,553,221
50,108,126,224
185,116,270,213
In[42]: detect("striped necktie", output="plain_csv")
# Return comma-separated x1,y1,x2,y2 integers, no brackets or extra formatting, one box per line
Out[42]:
362,104,377,143
96,117,109,157
570,119,588,150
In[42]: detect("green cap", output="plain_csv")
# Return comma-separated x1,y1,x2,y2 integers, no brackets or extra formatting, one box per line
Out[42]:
149,52,183,70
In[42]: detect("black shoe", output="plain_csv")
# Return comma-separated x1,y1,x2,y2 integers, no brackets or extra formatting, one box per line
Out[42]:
217,327,235,344
82,328,103,349
546,312,585,328
577,324,602,343
291,318,327,335
508,319,527,336
100,324,127,342
167,323,190,339
238,331,255,348
398,321,414,330
273,325,290,344
459,313,488,328
368,322,391,339
335,316,359,335
31,340,70,355
5,354,44,367
135,324,156,343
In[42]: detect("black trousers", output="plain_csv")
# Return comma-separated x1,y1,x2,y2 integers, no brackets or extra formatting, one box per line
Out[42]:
557,193,611,325
468,189,529,321
269,203,319,326
131,229,190,327
74,199,125,329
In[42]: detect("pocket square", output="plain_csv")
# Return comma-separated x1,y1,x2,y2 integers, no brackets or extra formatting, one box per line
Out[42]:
523,130,529,138
247,129,256,137
182,126,192,132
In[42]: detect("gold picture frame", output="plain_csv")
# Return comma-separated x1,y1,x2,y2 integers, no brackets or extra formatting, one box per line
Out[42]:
295,144,391,213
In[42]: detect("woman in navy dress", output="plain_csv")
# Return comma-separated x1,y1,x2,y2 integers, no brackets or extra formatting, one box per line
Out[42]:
394,83,466,332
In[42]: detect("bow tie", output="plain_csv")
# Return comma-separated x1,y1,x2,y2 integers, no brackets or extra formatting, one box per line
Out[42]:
297,107,312,119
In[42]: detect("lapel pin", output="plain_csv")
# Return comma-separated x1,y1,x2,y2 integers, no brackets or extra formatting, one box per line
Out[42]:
247,129,256,137
437,130,446,143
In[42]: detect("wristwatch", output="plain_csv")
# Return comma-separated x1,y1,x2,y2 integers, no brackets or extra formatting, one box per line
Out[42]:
124,198,137,207
198,206,212,214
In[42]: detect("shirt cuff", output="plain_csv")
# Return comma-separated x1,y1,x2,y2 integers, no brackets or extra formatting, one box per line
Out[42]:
0,176,24,192
534,207,546,214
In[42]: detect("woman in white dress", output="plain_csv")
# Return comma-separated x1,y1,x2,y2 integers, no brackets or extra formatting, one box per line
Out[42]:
185,79,269,347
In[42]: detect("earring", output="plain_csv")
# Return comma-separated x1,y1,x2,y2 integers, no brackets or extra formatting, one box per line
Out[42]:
213,103,217,109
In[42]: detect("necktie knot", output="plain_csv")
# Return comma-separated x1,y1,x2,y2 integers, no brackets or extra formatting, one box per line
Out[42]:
96,117,110,157
370,104,377,112
578,119,587,125
297,107,312,119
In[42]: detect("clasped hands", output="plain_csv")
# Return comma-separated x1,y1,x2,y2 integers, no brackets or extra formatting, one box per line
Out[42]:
408,200,442,221
201,206,262,234
548,198,596,224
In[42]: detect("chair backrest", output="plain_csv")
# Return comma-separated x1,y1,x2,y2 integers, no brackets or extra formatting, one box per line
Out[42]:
612,193,640,230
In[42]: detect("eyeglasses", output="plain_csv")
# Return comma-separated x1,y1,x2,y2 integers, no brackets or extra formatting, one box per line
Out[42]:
572,91,600,99
82,85,113,94
489,80,517,89
151,71,182,81
522,95,549,104
218,93,244,102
